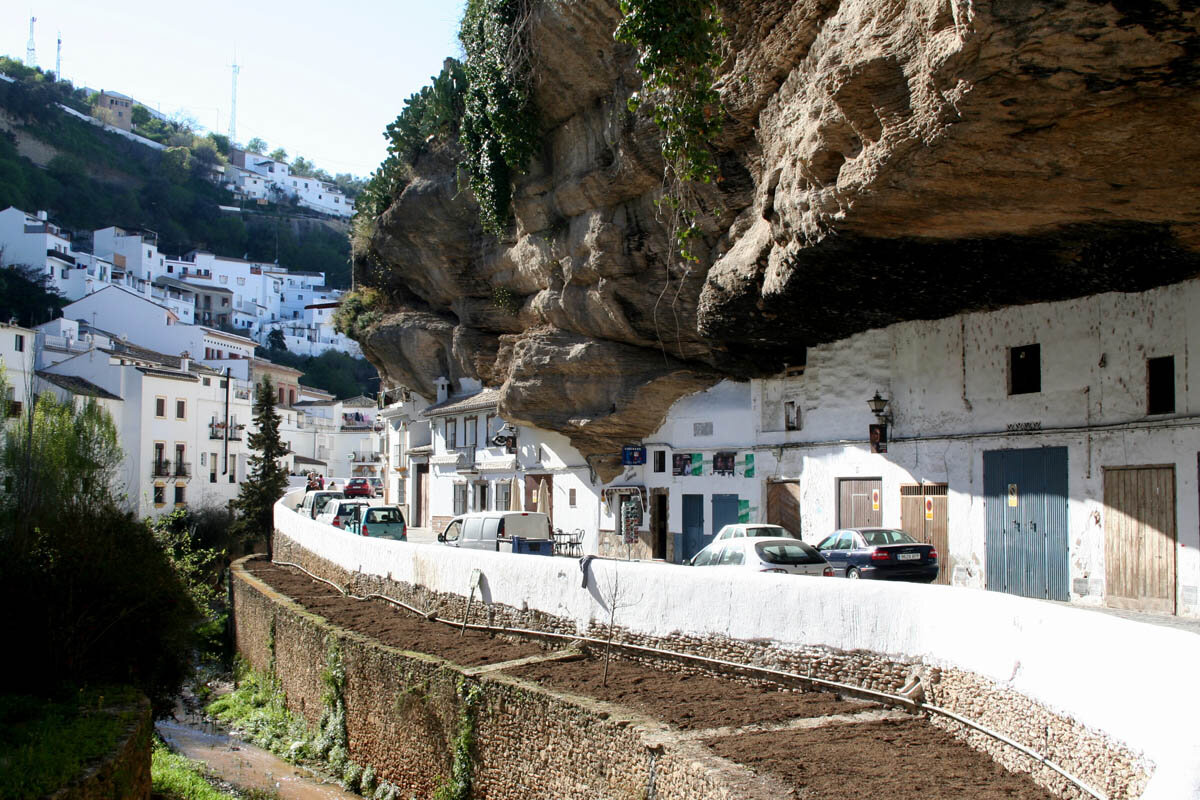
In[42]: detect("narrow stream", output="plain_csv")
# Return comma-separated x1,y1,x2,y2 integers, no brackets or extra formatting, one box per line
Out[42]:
157,718,364,800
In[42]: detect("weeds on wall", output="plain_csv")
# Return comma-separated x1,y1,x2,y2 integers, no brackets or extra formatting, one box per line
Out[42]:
459,0,540,236
432,679,485,800
331,286,385,341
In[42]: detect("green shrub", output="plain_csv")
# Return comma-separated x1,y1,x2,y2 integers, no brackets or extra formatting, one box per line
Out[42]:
331,287,385,341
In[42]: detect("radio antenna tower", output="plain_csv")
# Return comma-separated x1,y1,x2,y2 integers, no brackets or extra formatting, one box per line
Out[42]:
55,32,62,79
228,59,240,144
26,16,37,68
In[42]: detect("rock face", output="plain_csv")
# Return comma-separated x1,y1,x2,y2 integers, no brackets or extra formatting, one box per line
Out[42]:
359,0,1200,479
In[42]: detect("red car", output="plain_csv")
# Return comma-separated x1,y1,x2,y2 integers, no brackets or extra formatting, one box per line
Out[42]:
344,478,373,498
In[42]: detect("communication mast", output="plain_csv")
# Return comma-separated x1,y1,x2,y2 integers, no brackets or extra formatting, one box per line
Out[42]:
26,16,36,68
55,31,61,79
228,60,240,144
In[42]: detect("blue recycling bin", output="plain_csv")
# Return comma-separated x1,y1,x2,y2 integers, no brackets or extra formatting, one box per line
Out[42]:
509,535,554,556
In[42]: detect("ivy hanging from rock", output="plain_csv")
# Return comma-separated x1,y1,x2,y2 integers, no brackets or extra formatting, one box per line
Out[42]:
615,0,725,261
459,0,540,236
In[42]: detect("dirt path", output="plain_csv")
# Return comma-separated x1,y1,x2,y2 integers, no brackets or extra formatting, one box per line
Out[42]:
249,561,1055,800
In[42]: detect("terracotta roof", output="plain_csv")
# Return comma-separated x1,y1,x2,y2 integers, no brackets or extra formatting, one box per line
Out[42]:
421,388,500,418
36,371,122,401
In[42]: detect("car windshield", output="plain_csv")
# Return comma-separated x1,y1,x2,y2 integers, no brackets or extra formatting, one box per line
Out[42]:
756,541,824,565
861,529,917,546
367,509,399,523
746,526,793,538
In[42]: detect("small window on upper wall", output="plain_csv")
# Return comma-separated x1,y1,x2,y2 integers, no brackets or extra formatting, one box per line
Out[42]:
1147,356,1175,415
784,400,800,431
653,450,666,473
569,488,577,507
1009,344,1041,395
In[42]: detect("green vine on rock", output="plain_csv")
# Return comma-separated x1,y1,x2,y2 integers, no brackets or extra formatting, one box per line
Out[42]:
615,0,725,261
432,679,485,800
459,0,540,236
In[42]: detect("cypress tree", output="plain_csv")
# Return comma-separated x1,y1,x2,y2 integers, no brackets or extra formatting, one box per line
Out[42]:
233,375,289,557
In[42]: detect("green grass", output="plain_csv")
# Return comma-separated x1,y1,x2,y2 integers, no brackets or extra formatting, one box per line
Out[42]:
205,665,314,763
151,740,241,800
0,688,140,800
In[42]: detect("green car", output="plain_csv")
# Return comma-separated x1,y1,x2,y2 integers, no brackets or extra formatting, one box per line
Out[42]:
349,505,407,540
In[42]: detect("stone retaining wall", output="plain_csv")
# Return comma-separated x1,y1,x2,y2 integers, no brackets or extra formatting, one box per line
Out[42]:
233,555,786,800
264,532,1149,799
270,492,1200,798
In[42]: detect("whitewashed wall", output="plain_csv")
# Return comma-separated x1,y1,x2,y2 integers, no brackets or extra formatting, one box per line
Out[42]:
274,492,1200,800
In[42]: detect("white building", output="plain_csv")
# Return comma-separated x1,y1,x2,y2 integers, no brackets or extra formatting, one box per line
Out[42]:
610,277,1200,617
0,321,36,418
41,343,255,517
397,379,597,538
228,150,351,219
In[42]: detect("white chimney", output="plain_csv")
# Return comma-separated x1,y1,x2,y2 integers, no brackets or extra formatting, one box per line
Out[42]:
434,376,451,404
37,210,47,221
179,351,190,372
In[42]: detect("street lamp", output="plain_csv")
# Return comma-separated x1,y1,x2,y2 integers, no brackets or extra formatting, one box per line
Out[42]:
867,391,892,424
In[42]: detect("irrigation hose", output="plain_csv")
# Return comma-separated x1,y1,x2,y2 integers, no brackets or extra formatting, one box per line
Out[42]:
269,559,1107,800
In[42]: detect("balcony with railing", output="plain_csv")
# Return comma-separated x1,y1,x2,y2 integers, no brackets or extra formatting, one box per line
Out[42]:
151,459,172,478
352,450,383,463
452,445,477,472
174,461,191,478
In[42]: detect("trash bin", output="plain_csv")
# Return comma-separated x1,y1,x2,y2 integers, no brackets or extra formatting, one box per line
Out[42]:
509,535,554,556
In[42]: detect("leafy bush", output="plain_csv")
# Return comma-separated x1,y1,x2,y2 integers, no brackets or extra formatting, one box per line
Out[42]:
357,59,467,219
331,287,384,341
0,391,198,715
459,0,539,235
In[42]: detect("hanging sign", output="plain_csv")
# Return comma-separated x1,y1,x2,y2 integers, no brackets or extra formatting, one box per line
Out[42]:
925,497,934,521
871,488,880,512
621,445,646,466
869,424,888,454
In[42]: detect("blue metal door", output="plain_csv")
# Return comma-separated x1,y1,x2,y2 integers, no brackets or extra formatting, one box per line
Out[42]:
712,494,740,536
984,447,1069,601
681,494,705,561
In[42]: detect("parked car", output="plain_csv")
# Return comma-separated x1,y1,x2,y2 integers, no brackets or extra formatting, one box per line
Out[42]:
438,511,554,555
367,477,384,497
348,505,407,540
814,528,939,582
688,537,832,576
713,523,800,542
298,490,344,520
344,477,373,498
317,499,370,530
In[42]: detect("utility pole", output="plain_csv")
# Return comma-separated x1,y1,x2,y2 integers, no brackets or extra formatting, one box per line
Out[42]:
229,59,240,144
26,16,36,68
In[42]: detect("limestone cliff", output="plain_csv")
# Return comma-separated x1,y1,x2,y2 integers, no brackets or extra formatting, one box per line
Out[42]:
358,0,1200,479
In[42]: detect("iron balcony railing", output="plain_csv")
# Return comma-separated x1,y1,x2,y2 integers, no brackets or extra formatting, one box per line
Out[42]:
152,459,172,478
174,461,191,478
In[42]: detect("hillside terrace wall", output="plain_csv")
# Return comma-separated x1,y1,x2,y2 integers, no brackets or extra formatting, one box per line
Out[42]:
267,492,1200,799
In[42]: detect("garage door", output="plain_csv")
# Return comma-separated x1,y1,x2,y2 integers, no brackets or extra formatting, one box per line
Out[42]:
767,481,802,536
900,483,949,585
838,478,882,529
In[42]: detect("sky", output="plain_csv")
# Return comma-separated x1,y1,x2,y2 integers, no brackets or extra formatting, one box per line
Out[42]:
3,0,467,177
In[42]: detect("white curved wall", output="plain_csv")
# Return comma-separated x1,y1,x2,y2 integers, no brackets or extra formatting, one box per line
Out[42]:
275,492,1198,799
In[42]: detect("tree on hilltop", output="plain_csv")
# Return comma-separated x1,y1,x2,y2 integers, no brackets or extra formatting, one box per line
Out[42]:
269,147,288,163
246,137,267,154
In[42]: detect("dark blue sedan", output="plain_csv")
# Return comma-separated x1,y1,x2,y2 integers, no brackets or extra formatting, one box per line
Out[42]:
814,528,939,583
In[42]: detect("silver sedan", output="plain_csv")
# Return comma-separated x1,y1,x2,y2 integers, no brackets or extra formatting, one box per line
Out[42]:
687,537,833,576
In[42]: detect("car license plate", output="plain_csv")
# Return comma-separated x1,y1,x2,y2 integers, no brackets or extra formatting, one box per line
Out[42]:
897,553,920,561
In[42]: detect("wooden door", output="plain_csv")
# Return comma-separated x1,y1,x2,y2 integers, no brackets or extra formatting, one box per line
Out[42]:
415,464,428,528
838,478,882,529
1104,466,1176,613
901,484,949,584
767,481,802,537
524,474,553,524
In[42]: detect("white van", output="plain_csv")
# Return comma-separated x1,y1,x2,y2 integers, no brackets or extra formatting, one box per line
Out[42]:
437,511,553,554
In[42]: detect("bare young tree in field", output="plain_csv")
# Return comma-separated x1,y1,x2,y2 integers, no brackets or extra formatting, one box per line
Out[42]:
597,564,642,686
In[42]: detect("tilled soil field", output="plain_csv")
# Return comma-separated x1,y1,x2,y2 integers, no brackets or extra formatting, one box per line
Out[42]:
247,560,1056,800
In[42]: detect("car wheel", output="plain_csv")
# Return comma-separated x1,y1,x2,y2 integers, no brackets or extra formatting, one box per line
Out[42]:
847,567,861,580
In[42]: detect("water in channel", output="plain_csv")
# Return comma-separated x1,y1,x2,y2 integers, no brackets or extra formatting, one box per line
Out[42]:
157,718,364,800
